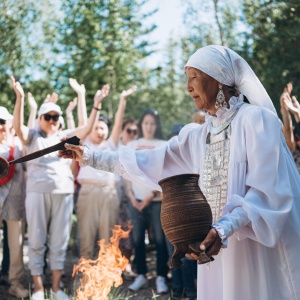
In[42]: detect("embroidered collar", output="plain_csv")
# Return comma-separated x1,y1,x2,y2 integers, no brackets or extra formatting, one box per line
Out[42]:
205,94,244,128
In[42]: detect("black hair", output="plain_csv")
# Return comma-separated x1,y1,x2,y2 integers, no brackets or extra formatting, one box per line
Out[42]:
225,85,250,103
98,115,111,128
122,117,137,131
138,109,163,139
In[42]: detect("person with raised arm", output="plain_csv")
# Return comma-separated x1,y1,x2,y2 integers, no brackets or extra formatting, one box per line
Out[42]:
11,76,109,300
110,86,137,147
69,78,87,127
65,97,77,130
111,87,138,279
27,92,38,129
59,45,300,300
75,86,136,260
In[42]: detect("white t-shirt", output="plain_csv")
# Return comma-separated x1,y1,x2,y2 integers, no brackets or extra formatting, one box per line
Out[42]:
126,138,166,200
77,138,120,184
25,129,74,194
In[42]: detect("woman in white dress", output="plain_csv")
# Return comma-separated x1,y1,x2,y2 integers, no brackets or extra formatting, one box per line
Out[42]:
60,45,300,300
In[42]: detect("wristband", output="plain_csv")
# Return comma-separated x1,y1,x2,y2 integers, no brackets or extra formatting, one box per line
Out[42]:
93,106,101,111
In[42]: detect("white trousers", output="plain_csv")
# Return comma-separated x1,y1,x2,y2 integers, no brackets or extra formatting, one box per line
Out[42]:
26,192,73,275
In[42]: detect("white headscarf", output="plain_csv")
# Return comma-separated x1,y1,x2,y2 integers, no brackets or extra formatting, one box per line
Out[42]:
185,45,277,114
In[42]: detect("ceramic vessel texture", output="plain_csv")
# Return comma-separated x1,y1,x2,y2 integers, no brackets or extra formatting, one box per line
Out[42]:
158,174,212,268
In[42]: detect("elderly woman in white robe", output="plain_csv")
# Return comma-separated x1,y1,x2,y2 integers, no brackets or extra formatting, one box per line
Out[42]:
60,45,300,300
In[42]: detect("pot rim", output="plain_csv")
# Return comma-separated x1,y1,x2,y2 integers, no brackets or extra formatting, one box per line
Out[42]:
158,173,200,185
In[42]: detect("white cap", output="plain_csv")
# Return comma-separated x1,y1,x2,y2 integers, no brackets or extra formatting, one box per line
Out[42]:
38,102,62,118
0,106,13,121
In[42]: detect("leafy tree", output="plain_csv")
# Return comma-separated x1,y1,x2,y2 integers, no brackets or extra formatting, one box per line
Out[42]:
124,36,195,138
181,0,242,54
51,0,156,118
243,1,300,111
0,0,55,115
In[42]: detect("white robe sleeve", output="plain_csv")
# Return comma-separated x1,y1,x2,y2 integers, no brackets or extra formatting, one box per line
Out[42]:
215,107,293,247
81,123,199,191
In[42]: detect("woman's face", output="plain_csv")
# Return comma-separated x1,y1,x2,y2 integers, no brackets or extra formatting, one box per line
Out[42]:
142,114,157,140
89,120,109,144
186,67,219,114
122,122,138,145
39,111,60,135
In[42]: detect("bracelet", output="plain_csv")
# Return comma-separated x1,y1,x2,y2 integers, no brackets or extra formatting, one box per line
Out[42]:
93,106,101,111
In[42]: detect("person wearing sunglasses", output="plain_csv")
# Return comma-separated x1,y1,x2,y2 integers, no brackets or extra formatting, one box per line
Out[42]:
116,117,138,280
119,118,139,146
0,107,29,299
10,76,110,300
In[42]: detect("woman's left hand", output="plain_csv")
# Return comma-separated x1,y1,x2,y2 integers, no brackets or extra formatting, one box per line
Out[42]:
185,228,222,260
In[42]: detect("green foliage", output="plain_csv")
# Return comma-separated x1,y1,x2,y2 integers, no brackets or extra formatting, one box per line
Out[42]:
123,36,195,138
51,0,156,117
0,0,55,114
242,1,300,111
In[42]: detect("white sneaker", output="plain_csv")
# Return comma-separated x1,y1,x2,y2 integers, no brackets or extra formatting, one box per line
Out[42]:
128,274,148,291
31,290,45,300
51,289,69,300
156,276,168,294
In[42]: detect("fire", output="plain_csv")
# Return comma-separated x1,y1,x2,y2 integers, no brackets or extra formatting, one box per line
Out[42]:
73,225,131,300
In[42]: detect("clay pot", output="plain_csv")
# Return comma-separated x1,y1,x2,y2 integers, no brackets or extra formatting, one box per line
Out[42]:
158,174,213,268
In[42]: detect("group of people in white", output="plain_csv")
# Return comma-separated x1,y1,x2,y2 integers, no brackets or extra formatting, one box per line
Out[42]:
1,76,199,299
0,45,300,300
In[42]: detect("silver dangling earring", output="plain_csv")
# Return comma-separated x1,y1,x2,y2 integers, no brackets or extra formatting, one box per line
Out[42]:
215,84,226,109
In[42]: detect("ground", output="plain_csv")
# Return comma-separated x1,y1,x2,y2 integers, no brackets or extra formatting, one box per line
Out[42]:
0,228,179,300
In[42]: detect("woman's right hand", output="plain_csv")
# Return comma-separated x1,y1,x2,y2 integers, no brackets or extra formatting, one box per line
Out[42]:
69,78,86,95
27,92,37,110
10,76,25,98
120,85,137,99
58,143,84,163
94,84,110,107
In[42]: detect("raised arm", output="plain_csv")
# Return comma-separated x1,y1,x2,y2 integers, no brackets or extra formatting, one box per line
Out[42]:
73,84,110,140
69,78,87,126
280,84,295,151
27,92,38,128
10,76,30,144
66,97,77,130
110,86,137,147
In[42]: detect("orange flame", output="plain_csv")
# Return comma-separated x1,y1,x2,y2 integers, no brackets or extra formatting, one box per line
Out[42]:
73,225,131,300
